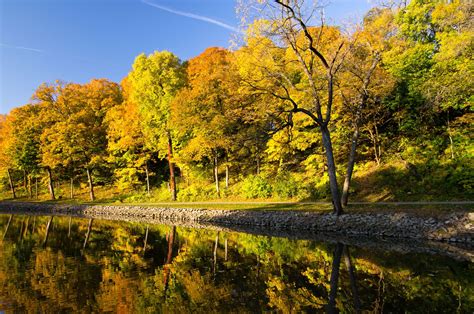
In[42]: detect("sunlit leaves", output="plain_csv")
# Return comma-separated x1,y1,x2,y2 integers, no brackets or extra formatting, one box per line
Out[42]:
38,79,122,172
128,51,185,156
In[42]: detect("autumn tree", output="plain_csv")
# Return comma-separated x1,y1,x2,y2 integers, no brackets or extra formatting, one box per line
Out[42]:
376,0,473,194
238,0,351,214
0,102,51,199
173,47,245,194
32,81,70,199
9,105,44,198
419,0,473,159
338,8,396,206
37,79,122,201
128,51,186,201
106,76,153,194
0,114,17,198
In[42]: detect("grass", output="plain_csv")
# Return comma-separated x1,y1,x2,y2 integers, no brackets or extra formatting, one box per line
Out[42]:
1,191,472,219
1,176,473,218
350,160,474,202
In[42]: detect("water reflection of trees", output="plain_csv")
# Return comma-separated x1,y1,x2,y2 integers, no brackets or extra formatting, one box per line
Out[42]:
0,215,472,313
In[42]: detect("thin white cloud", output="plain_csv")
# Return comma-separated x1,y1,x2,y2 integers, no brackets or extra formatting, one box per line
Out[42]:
141,0,241,33
0,43,44,53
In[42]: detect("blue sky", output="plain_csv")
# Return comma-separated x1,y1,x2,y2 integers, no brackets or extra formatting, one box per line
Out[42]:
0,0,373,114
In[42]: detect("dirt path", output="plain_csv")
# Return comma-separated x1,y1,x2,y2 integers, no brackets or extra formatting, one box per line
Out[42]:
148,200,474,205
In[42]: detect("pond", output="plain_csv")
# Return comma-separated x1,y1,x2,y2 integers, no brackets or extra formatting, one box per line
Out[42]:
0,214,472,312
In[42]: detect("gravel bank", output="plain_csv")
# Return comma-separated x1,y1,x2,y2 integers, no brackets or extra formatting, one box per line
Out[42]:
0,201,472,244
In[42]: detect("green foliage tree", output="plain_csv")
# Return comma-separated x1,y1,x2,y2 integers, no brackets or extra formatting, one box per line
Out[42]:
128,51,186,201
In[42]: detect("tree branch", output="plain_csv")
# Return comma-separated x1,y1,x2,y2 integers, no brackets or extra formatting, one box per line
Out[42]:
275,0,330,69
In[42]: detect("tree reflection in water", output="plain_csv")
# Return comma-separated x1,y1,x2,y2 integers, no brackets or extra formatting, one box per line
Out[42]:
163,225,176,300
2,214,12,240
42,216,53,247
0,214,472,313
83,218,93,249
326,243,361,314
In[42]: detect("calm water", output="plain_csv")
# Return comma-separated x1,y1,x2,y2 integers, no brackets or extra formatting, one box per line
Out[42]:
0,214,472,313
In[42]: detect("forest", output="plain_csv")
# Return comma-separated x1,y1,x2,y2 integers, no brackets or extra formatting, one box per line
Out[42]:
0,0,472,210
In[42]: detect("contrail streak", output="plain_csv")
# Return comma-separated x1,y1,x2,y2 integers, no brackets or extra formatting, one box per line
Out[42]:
0,43,44,53
141,0,241,33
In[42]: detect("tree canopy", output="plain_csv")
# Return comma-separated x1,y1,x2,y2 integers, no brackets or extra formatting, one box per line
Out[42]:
0,0,472,204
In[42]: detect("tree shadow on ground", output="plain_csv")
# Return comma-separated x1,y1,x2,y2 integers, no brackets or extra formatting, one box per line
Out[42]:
350,160,474,202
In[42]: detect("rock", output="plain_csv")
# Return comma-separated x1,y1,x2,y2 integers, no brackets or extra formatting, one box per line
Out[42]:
468,212,474,221
0,201,473,244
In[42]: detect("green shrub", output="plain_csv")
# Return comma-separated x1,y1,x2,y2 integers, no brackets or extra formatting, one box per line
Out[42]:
311,173,331,200
273,172,298,198
123,191,148,203
113,167,141,191
149,183,174,202
241,175,272,199
178,185,203,201
177,184,218,201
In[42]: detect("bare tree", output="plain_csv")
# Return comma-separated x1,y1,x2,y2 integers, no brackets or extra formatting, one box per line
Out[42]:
340,52,382,206
238,0,351,214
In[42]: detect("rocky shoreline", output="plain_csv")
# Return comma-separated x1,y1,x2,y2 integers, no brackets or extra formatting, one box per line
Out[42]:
0,201,472,244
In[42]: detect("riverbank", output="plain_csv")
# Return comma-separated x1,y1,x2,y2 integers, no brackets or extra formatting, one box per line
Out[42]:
0,201,472,244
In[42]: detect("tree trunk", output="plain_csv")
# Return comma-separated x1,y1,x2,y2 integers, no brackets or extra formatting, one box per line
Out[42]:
83,218,93,249
145,162,150,196
225,154,229,189
167,131,177,201
321,125,343,215
2,215,13,240
166,226,175,265
327,243,344,313
341,56,378,206
224,237,228,261
23,217,30,238
68,216,72,238
447,113,455,159
448,132,455,159
341,125,360,207
343,246,361,313
27,174,32,198
19,218,24,241
43,216,53,247
225,165,229,189
46,167,55,200
375,125,381,163
163,225,176,296
368,126,381,166
143,225,149,252
35,177,38,199
214,156,220,196
23,170,27,196
256,157,260,175
70,177,74,199
7,169,16,199
213,232,219,276
86,168,95,201
375,271,385,313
